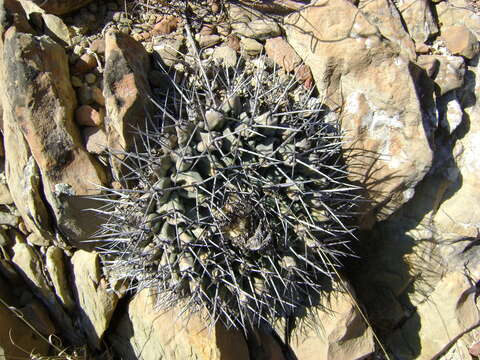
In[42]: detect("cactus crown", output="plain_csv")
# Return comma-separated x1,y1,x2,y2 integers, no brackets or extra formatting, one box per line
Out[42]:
94,48,360,330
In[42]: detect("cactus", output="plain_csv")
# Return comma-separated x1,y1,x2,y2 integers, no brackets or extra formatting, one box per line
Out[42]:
93,43,361,330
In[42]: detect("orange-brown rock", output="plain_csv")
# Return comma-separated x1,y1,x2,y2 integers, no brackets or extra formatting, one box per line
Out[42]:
265,37,302,73
441,25,479,59
75,105,104,127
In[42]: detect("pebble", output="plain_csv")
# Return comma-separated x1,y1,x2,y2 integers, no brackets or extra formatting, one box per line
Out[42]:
75,105,104,127
91,86,105,106
77,86,94,105
71,76,83,88
85,73,97,85
73,53,97,74
212,46,238,68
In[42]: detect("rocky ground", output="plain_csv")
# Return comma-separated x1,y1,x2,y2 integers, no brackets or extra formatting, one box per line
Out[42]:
0,0,479,359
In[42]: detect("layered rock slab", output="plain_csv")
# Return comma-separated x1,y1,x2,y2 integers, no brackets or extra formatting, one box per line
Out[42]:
109,289,250,360
284,0,432,223
1,27,106,245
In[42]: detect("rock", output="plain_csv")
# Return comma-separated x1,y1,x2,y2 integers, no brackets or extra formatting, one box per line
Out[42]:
152,16,179,35
432,58,480,240
3,121,53,240
240,37,263,56
90,38,106,55
45,246,76,312
205,110,225,130
11,242,83,345
470,342,480,357
91,86,105,106
388,247,480,359
109,288,250,360
417,55,465,96
2,28,107,244
265,37,302,73
16,0,71,46
295,64,314,88
357,0,416,61
85,73,97,85
441,25,479,59
71,250,119,350
77,85,94,105
396,0,438,43
197,34,221,48
228,4,281,40
104,30,153,179
83,126,108,154
153,36,184,67
276,282,375,360
212,45,238,67
285,0,433,223
75,105,104,127
226,34,241,52
30,0,94,15
0,183,13,205
436,0,480,38
0,276,50,358
439,94,463,134
26,232,50,246
73,53,98,74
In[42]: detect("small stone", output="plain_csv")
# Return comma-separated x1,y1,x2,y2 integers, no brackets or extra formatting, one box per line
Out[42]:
83,127,108,154
91,86,105,106
75,105,104,127
295,64,314,89
470,342,480,357
197,34,221,48
0,183,13,205
205,110,225,130
90,38,106,55
212,45,238,67
227,34,241,52
153,37,184,67
85,73,97,84
442,25,479,59
415,42,430,54
71,75,83,88
200,24,216,36
73,53,97,74
77,86,94,105
27,232,50,247
240,37,263,56
265,37,302,73
217,23,231,37
152,16,179,35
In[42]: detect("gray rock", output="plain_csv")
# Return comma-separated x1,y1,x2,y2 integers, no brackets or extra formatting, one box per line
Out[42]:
212,45,238,67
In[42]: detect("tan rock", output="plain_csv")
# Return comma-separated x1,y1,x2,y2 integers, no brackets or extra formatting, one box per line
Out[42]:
30,0,94,15
285,0,432,223
240,37,263,56
11,242,83,345
153,36,184,67
197,34,221,48
417,55,465,95
0,182,13,205
441,25,479,59
0,276,50,358
396,0,439,43
17,0,71,46
433,58,480,239
104,30,153,178
73,53,98,74
110,289,250,360
226,34,241,52
228,4,281,40
265,37,302,73
83,126,108,154
71,250,119,350
26,232,50,247
45,246,76,312
75,105,104,127
276,283,374,360
357,0,416,61
436,0,480,37
212,46,238,68
152,16,179,35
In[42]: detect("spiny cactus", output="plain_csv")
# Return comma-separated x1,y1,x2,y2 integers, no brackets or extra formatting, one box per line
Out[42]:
93,44,361,330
